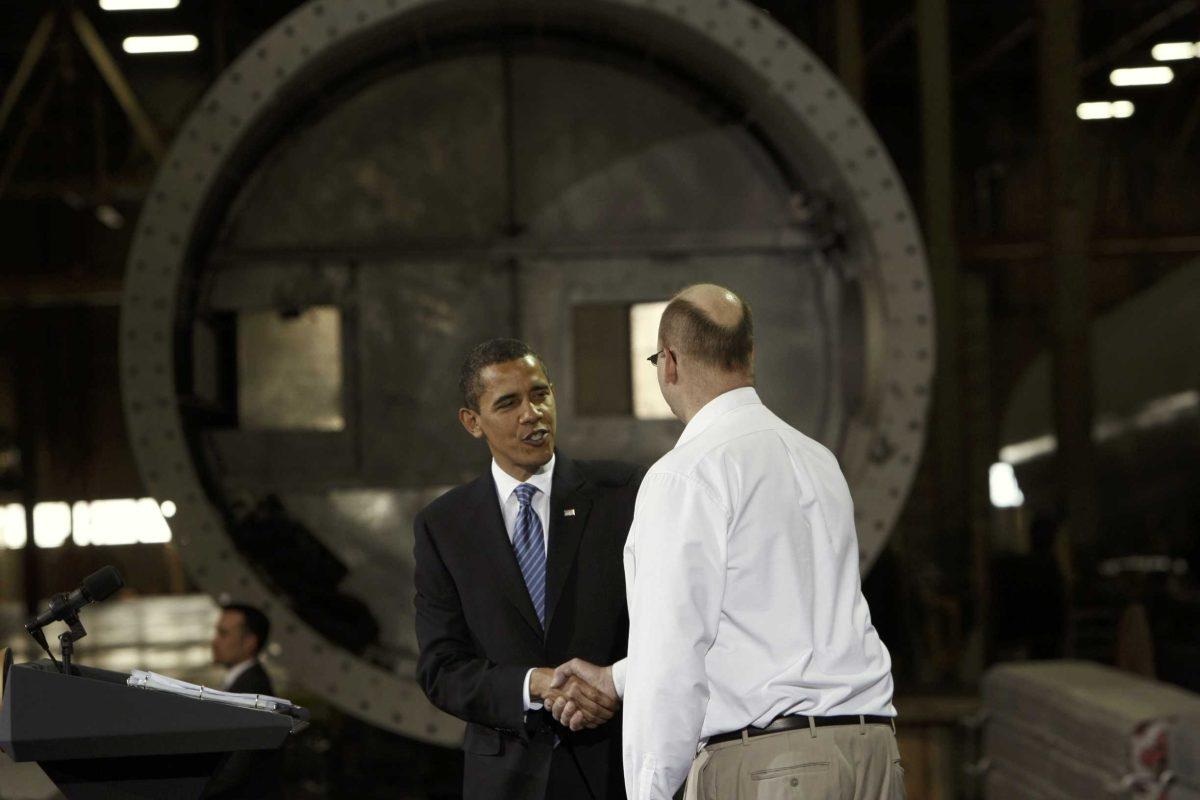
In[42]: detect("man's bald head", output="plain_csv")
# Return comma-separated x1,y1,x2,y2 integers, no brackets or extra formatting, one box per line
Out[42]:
659,284,754,374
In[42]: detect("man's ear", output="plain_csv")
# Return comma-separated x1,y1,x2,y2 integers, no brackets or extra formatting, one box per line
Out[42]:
459,407,485,439
663,347,680,385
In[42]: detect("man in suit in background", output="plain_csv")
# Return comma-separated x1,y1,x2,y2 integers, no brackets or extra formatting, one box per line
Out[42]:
414,338,642,799
206,603,283,800
212,603,274,696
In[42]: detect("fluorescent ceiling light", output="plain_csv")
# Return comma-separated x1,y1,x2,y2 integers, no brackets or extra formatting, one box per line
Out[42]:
33,502,71,548
1109,100,1134,118
122,34,198,54
1,504,27,549
999,434,1057,464
989,462,1025,509
0,498,175,548
73,498,171,546
1076,100,1134,120
1110,66,1174,86
1151,42,1198,61
100,0,180,9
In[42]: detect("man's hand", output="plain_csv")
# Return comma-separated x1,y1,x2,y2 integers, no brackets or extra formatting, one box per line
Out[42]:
546,675,618,731
528,667,557,705
549,659,619,731
531,666,617,732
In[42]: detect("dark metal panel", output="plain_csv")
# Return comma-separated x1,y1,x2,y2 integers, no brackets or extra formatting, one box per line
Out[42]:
219,55,509,249
278,485,456,668
511,52,796,236
203,262,354,311
204,431,358,491
355,260,514,486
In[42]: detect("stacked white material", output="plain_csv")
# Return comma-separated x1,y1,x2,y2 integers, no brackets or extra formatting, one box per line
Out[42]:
1171,716,1200,798
984,764,1070,800
982,661,1200,800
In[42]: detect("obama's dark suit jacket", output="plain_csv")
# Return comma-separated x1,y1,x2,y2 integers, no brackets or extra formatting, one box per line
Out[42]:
414,453,642,800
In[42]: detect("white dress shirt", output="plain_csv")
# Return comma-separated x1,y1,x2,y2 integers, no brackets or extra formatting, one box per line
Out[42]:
491,454,554,712
222,658,257,691
615,388,895,799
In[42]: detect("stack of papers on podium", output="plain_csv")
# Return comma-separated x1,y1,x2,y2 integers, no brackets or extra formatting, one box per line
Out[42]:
127,669,307,723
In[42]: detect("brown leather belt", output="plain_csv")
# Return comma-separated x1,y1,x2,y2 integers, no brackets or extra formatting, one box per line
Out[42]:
707,714,894,746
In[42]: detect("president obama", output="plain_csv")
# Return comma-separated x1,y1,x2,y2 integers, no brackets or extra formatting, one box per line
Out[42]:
414,338,640,799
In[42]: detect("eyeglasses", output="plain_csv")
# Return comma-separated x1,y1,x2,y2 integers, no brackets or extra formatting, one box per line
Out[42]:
647,350,665,366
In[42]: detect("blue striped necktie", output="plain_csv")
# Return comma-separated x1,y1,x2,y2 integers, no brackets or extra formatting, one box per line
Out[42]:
512,483,546,629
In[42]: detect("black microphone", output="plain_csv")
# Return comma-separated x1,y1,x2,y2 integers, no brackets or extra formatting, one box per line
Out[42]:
25,566,125,633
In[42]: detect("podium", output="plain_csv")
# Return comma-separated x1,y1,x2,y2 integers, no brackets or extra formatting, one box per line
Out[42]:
0,659,293,800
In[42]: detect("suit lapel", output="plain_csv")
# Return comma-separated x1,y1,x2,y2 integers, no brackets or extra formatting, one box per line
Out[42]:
545,455,592,634
466,475,544,638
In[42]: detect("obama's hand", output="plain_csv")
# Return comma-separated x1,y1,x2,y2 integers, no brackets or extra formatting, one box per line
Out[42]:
548,659,619,731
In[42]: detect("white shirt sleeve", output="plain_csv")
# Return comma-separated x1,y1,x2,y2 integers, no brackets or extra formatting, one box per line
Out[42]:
523,668,543,711
622,471,729,800
611,657,628,698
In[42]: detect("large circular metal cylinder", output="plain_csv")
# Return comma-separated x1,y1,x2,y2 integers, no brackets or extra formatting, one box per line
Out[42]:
120,0,934,744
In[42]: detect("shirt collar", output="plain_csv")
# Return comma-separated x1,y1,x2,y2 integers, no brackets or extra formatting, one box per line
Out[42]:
677,387,761,447
224,658,257,690
491,452,555,503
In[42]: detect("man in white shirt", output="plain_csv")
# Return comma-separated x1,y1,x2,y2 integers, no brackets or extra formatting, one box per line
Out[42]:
551,285,903,799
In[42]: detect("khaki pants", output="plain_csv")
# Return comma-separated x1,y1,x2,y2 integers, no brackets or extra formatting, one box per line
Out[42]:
683,720,905,800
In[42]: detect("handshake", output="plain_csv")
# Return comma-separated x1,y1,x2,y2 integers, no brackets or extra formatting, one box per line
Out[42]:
530,659,618,732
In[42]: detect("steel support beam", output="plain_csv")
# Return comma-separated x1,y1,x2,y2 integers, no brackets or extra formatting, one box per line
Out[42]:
1038,0,1099,615
957,0,1197,88
209,227,825,263
918,0,988,681
0,273,124,309
956,19,1035,88
917,0,968,548
1078,0,1197,76
0,73,59,201
866,13,912,67
835,0,865,102
962,273,993,671
0,12,56,140
69,9,166,163
13,309,42,620
1171,89,1200,158
963,234,1200,260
